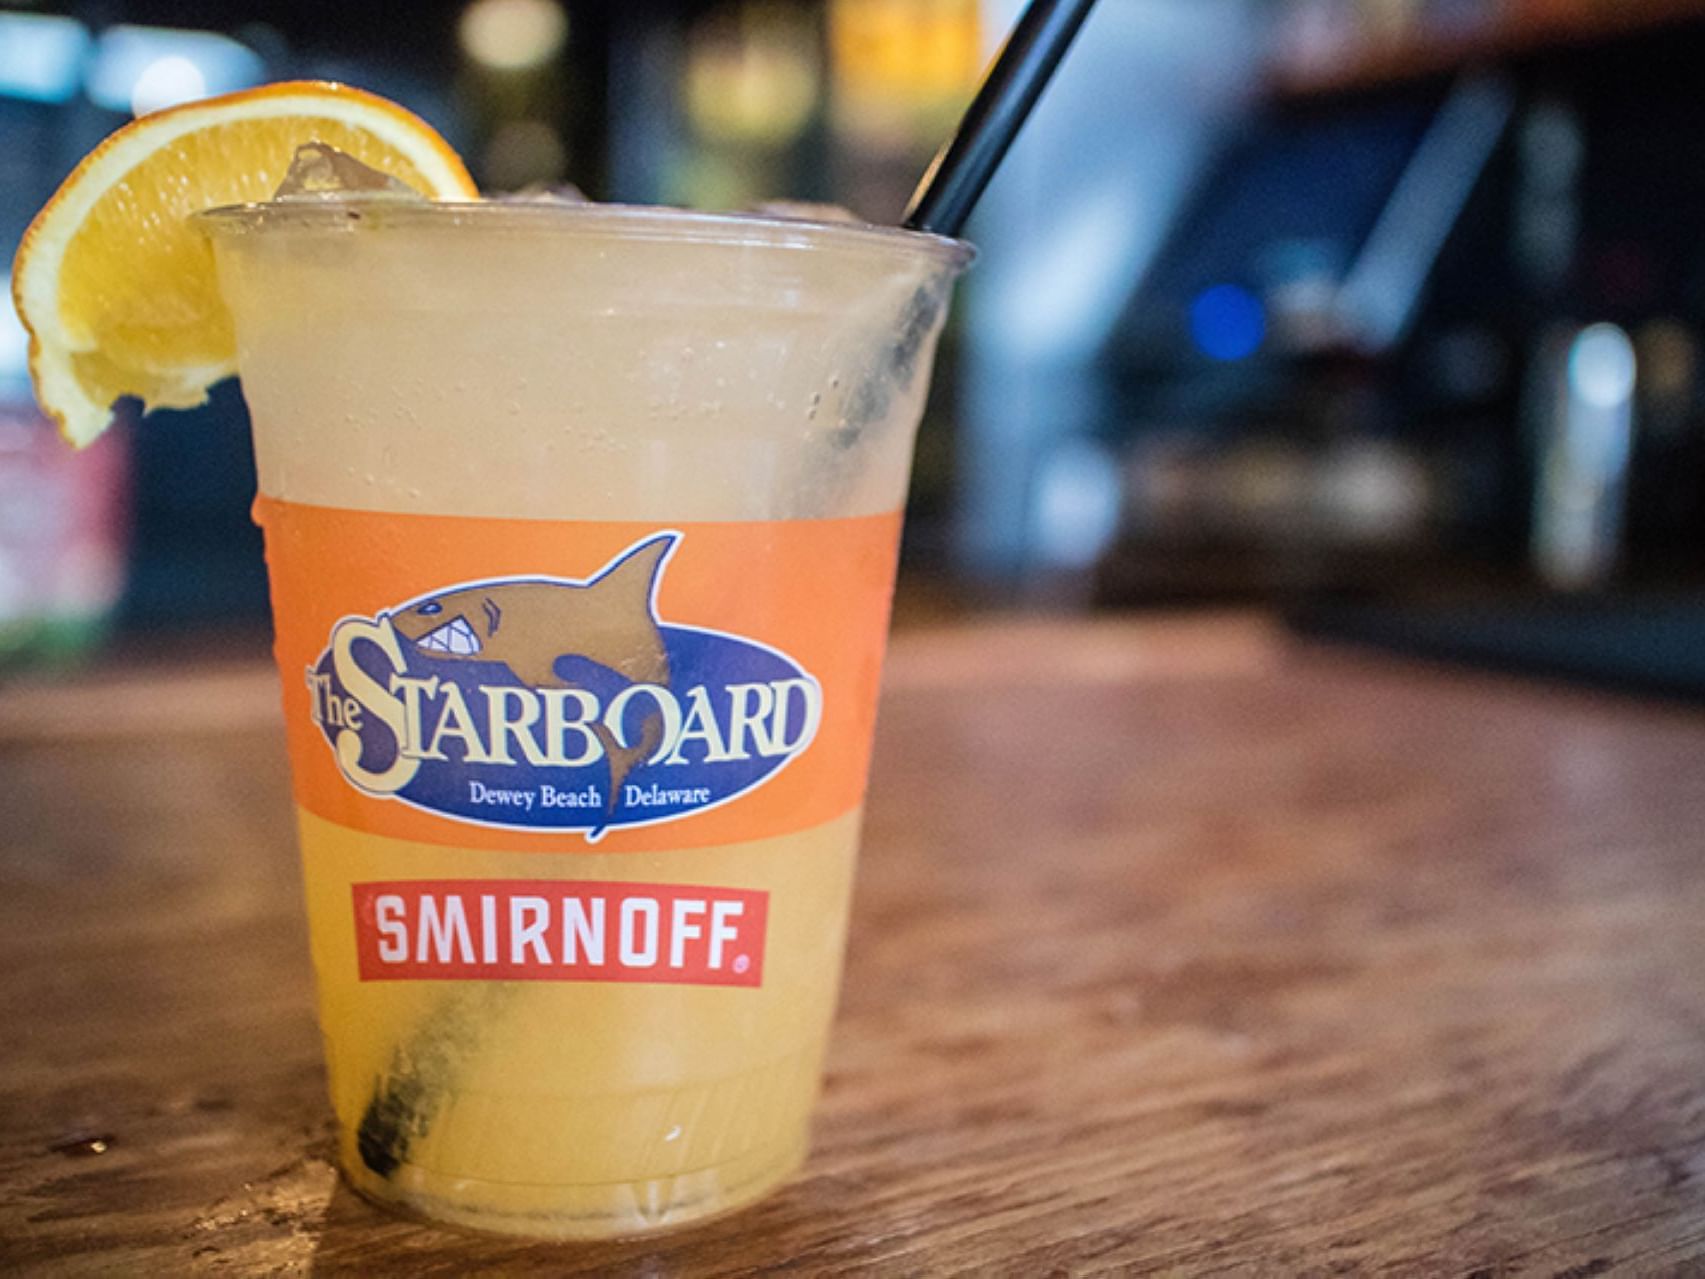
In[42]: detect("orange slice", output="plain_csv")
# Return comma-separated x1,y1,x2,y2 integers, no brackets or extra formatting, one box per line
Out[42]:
11,81,478,447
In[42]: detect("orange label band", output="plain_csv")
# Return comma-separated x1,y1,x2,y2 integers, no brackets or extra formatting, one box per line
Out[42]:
259,500,903,854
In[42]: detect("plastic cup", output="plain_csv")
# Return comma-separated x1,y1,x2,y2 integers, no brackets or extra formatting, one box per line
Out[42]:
202,201,969,1238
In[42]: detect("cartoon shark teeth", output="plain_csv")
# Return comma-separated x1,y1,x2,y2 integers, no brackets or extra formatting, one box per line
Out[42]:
414,615,482,656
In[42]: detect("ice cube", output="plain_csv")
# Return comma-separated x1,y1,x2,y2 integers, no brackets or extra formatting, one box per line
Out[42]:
746,200,862,225
493,184,590,205
273,143,426,201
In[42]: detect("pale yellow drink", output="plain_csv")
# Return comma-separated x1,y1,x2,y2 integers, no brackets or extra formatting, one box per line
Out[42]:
205,203,968,1237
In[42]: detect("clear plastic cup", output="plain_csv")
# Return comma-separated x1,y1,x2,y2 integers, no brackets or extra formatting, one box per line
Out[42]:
202,201,969,1238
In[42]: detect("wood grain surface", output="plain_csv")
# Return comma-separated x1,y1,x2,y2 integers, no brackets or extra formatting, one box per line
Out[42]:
2,615,1704,1275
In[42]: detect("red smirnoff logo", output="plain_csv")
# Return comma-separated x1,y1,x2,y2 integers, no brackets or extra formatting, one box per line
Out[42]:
353,879,767,987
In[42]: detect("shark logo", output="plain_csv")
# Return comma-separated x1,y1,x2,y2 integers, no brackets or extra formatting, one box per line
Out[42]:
305,532,821,839
388,537,673,810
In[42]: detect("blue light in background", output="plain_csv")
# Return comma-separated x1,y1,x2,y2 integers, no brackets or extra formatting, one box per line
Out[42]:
0,13,91,103
1189,283,1267,362
86,26,263,115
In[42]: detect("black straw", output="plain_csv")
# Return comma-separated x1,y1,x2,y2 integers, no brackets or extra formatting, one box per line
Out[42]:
903,0,1099,238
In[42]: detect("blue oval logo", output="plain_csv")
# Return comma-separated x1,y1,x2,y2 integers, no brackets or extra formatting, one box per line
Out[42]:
304,533,821,840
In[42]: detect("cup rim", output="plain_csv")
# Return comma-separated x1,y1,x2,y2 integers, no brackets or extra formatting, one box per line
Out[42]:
196,199,977,273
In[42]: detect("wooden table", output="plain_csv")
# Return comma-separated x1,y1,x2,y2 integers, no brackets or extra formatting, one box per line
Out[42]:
3,615,1704,1275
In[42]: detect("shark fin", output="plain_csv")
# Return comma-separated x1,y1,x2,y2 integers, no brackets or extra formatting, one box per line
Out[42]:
592,534,675,611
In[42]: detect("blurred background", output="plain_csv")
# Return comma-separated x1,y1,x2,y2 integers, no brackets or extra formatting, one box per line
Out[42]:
3,0,1704,695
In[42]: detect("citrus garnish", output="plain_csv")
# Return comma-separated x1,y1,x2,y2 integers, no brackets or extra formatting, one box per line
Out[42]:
11,81,478,447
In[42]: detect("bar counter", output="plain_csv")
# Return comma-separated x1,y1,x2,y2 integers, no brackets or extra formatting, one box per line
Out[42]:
3,614,1703,1274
